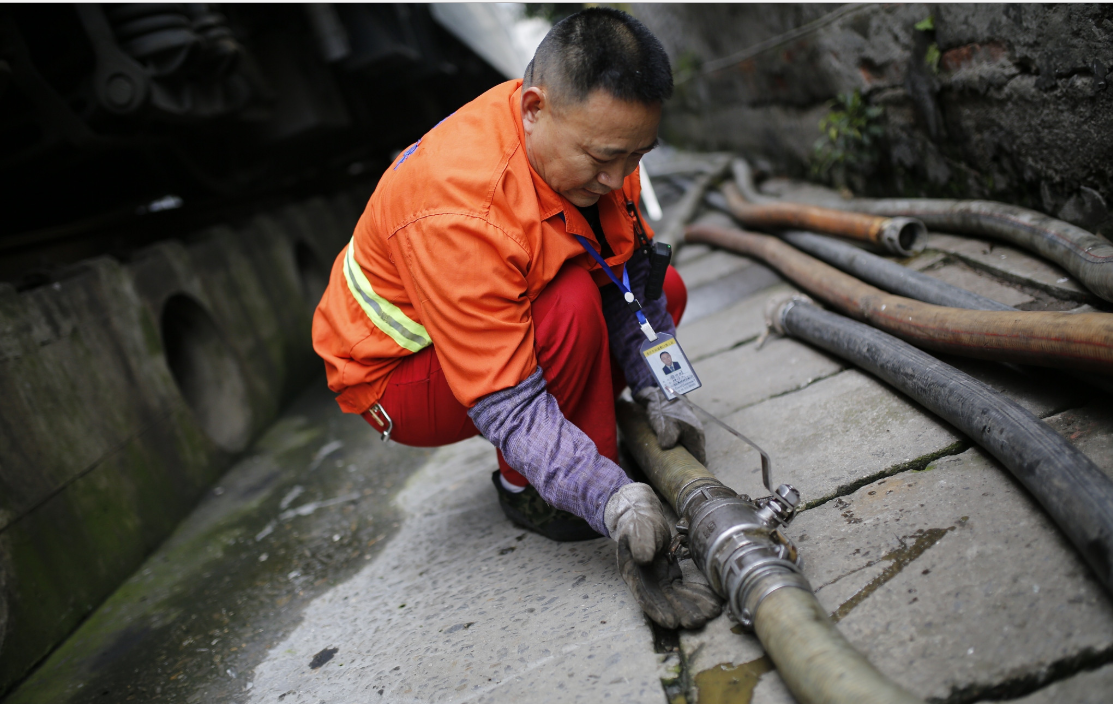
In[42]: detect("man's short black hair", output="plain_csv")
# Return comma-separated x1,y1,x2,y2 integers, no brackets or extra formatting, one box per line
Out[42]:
524,7,672,107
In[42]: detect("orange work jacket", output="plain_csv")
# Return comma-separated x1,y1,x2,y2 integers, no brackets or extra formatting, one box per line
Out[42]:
312,79,656,413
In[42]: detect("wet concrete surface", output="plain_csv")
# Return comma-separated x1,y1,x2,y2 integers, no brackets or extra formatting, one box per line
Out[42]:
3,381,433,704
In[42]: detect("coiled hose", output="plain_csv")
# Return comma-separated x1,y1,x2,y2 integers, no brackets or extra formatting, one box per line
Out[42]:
732,157,1113,303
615,401,921,704
770,300,1113,595
685,223,1113,374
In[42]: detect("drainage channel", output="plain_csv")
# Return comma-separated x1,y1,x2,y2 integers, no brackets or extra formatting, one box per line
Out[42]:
3,383,434,704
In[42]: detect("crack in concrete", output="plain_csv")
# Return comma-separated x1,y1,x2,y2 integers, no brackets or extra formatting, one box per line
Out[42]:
802,440,971,511
932,642,1113,704
690,333,760,363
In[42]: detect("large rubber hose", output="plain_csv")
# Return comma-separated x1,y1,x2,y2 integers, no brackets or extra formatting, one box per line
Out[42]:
615,401,921,704
685,223,1113,374
719,181,927,257
773,229,1113,394
775,300,1113,594
732,157,1113,303
779,230,1015,312
615,400,721,514
754,587,919,704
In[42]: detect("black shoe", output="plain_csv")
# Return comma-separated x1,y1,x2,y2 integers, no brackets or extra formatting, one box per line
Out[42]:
491,471,603,542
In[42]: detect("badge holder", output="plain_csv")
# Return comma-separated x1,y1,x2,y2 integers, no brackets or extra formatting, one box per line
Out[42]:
640,333,701,399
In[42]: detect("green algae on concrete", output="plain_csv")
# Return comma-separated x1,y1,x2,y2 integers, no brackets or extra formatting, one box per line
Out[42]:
4,381,433,704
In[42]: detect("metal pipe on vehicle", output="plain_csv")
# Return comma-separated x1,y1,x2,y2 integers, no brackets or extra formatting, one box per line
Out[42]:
768,298,1113,596
718,180,927,257
732,157,1113,304
684,222,1113,374
616,400,921,704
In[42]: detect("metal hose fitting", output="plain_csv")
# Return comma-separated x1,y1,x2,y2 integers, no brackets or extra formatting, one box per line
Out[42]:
680,482,808,628
617,400,808,628
879,216,928,256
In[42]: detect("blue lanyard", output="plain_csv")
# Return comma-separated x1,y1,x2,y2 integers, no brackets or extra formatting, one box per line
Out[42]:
573,235,657,341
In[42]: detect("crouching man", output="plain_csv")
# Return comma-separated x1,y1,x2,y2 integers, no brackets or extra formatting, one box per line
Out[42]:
313,8,718,629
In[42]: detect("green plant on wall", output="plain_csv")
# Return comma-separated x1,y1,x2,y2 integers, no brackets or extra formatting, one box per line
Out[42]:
915,16,941,73
811,90,885,191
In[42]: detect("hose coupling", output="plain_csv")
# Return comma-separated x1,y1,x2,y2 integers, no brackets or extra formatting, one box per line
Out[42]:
765,293,815,338
878,217,927,256
682,482,809,629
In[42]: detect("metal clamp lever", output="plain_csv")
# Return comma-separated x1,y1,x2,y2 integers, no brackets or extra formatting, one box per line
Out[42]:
666,387,775,492
366,403,393,442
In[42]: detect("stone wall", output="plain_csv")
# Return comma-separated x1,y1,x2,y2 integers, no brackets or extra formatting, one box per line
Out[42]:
633,3,1113,236
0,187,362,693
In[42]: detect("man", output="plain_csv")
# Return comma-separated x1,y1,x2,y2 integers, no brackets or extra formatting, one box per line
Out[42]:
313,8,717,629
660,351,682,375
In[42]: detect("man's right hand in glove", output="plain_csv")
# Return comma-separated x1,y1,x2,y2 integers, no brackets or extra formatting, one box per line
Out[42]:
604,483,722,629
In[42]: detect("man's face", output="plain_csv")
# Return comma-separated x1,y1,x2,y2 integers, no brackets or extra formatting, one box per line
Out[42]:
661,352,672,366
522,86,661,207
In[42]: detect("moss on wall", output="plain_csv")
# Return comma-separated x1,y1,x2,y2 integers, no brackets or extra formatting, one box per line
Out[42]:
0,185,364,695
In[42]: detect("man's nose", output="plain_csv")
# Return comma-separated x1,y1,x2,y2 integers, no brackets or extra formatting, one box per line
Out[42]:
596,161,626,190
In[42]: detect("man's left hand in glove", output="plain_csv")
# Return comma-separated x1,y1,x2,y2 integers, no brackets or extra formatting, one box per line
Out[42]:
634,386,707,464
604,483,722,629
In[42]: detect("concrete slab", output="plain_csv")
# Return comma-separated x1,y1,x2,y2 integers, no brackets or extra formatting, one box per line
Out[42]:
675,243,713,265
683,446,1113,703
814,449,1113,702
675,250,755,290
687,337,845,417
926,233,1088,301
679,282,798,362
245,436,664,704
922,261,1036,307
992,663,1113,704
704,369,966,505
682,264,784,326
902,250,948,272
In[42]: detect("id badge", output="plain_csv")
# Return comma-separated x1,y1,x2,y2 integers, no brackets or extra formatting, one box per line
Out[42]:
640,333,701,399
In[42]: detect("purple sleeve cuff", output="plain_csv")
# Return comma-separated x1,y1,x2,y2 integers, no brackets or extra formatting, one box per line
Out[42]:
467,367,631,536
600,251,677,394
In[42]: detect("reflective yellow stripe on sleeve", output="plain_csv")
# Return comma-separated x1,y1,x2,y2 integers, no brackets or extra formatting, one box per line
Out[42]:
342,239,431,353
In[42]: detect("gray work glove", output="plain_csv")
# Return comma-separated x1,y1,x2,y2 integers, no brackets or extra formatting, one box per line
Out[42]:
634,386,707,464
605,483,722,629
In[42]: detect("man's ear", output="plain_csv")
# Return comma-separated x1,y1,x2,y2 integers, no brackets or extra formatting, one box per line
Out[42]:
521,86,546,134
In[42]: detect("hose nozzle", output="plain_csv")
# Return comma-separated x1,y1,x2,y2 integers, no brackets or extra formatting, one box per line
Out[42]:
878,217,927,256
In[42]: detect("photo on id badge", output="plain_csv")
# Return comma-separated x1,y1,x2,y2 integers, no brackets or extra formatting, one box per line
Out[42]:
641,333,701,399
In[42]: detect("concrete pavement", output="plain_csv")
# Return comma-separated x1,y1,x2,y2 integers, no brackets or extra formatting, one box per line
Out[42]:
8,160,1113,704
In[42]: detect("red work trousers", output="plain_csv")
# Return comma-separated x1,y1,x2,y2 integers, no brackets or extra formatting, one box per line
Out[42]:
363,263,687,487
